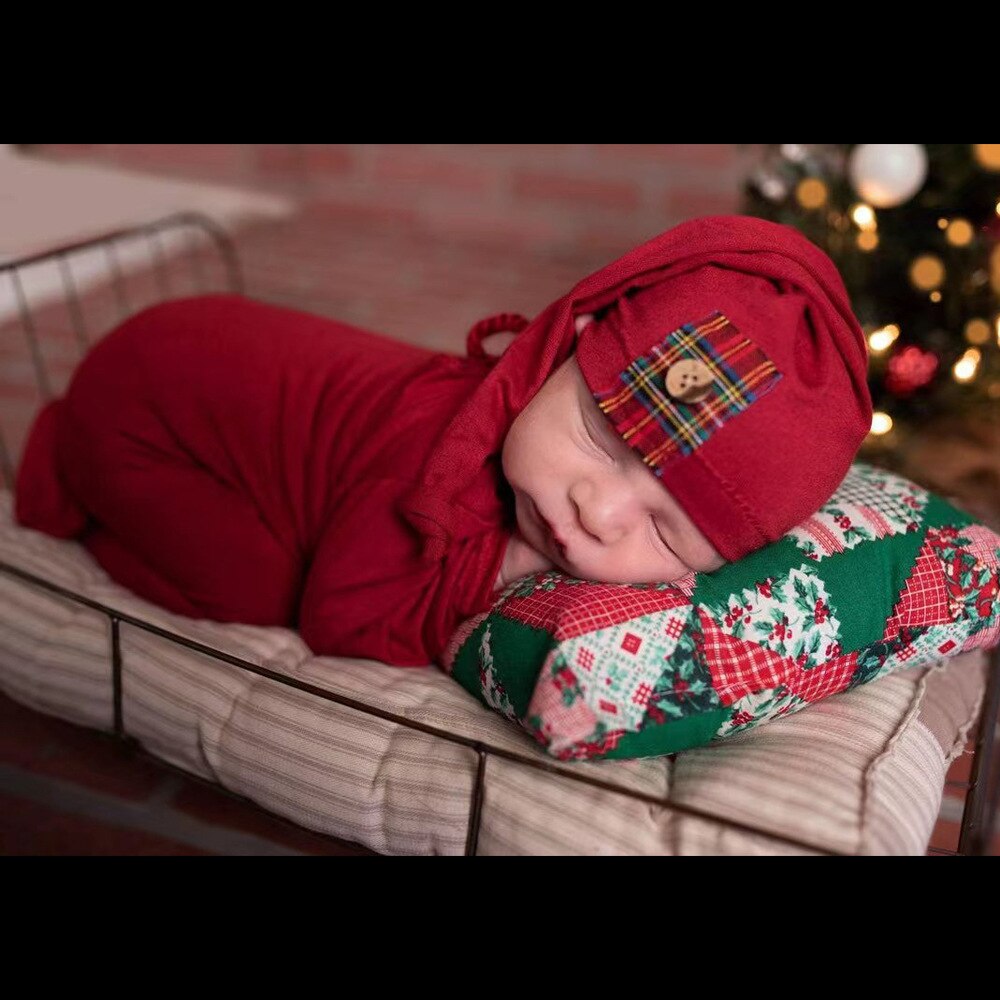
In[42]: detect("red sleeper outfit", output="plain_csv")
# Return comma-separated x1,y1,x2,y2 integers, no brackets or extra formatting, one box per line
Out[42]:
15,215,869,667
15,294,524,666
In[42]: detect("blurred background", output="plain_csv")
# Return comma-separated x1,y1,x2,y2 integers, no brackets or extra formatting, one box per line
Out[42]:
0,144,996,856
2,143,997,530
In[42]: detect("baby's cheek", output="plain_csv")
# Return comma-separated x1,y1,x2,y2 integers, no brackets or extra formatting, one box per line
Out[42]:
499,434,519,488
500,422,530,484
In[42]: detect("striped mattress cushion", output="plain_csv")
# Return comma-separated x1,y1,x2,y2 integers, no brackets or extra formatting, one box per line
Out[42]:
0,490,988,855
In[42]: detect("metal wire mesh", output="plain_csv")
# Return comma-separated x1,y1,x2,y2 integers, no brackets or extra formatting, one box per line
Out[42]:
0,212,241,491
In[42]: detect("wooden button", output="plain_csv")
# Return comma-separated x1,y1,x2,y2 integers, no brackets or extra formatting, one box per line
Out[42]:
665,359,713,403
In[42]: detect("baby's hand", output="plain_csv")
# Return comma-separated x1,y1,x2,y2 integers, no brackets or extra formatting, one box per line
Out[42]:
575,313,595,335
494,531,555,591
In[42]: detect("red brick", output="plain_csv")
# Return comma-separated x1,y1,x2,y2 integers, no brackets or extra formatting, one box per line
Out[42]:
0,691,75,768
0,693,165,802
254,143,306,178
944,741,975,784
111,144,247,175
301,144,355,175
512,170,641,210
299,198,420,231
37,144,98,158
170,779,376,856
426,205,561,248
927,816,961,853
373,147,497,194
472,143,573,157
0,792,212,855
928,812,1000,855
576,223,667,254
662,186,742,219
0,381,38,401
31,731,169,801
597,143,739,168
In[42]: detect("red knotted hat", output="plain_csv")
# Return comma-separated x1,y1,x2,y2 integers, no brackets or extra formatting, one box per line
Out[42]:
574,215,873,562
403,215,872,571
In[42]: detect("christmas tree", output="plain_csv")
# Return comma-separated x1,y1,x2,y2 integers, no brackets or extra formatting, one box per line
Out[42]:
742,144,1000,467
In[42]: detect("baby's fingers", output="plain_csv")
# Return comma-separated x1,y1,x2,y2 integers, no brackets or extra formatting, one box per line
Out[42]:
574,313,595,335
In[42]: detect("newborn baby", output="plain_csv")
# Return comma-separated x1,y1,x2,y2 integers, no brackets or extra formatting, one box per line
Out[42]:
14,215,872,667
496,316,728,591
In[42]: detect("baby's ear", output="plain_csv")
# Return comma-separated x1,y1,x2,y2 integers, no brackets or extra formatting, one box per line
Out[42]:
479,330,520,358
574,313,595,335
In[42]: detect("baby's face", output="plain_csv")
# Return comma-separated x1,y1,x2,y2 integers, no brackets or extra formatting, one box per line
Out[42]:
501,352,726,584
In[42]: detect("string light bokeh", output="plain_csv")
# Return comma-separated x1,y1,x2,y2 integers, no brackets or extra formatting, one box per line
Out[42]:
743,144,1000,460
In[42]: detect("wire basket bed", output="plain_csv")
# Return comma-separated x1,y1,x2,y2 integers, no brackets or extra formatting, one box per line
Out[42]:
0,213,996,856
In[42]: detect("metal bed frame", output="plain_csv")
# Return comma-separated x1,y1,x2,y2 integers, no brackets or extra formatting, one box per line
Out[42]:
0,213,997,856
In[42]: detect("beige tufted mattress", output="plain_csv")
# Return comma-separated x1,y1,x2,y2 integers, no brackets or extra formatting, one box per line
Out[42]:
0,489,988,855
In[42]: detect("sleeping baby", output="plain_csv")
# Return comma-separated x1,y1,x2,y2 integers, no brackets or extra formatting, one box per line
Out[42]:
496,316,729,590
13,215,873,667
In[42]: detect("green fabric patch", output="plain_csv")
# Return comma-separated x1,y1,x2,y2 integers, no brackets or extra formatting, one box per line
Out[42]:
451,612,550,718
824,523,928,654
602,707,732,759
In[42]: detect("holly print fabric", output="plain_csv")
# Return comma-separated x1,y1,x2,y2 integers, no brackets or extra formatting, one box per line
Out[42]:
442,462,1000,761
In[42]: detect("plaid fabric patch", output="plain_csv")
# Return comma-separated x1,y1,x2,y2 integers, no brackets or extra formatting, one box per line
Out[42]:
498,579,690,641
594,311,783,475
883,540,952,636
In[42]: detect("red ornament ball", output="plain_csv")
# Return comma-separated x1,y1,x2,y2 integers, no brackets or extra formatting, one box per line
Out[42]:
885,345,939,396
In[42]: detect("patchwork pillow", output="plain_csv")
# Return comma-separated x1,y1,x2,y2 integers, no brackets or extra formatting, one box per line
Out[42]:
441,461,1000,762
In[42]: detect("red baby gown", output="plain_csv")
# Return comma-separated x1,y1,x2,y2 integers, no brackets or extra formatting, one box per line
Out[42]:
15,295,531,666
14,216,866,666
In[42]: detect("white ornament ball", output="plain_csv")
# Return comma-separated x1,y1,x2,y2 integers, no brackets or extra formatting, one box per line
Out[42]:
752,167,789,202
848,144,928,208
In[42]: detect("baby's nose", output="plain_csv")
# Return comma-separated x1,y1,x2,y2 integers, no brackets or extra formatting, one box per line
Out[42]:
575,487,636,545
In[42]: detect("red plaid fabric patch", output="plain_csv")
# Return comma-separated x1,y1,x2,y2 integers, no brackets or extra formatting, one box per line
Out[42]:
594,311,782,475
883,540,952,639
700,613,792,705
701,612,860,705
785,650,859,702
499,581,691,642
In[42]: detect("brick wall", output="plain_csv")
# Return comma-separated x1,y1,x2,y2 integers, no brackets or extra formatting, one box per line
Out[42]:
2,145,751,472
30,144,748,251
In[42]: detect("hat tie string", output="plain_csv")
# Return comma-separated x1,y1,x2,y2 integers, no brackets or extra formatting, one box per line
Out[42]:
465,312,530,361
